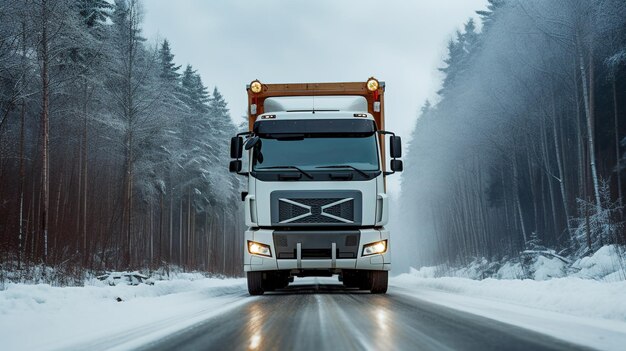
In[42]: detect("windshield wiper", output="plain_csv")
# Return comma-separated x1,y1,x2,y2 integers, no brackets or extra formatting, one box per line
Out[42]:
315,165,370,178
256,166,313,179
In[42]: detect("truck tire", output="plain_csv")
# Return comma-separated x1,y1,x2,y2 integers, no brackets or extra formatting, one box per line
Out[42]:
247,271,264,295
370,271,388,294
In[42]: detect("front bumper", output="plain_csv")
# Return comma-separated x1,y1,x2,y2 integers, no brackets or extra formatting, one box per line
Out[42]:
243,228,391,272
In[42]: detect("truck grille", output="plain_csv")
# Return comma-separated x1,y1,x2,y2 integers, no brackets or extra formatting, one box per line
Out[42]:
278,198,354,224
271,191,362,226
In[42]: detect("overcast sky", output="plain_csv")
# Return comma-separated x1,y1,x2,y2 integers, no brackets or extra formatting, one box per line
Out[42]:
141,0,487,194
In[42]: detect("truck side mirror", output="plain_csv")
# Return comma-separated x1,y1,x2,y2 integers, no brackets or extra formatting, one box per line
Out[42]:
390,159,403,172
229,160,242,173
230,137,243,159
390,136,402,158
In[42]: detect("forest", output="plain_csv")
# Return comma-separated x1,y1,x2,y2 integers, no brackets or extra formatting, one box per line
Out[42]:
0,0,245,281
2,0,625,282
400,0,626,269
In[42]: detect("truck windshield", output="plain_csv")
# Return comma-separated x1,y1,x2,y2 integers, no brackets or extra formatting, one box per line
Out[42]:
253,134,379,171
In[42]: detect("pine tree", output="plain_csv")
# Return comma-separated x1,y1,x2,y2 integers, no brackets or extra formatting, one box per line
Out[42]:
158,39,181,82
438,35,464,95
208,87,229,127
420,100,431,116
76,0,113,28
107,0,160,267
462,19,479,55
476,0,506,34
181,64,209,113
438,19,480,96
71,0,114,265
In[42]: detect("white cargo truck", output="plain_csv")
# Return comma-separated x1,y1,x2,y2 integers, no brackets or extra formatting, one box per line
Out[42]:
229,78,403,295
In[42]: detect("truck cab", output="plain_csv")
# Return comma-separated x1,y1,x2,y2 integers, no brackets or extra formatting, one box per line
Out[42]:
229,78,402,295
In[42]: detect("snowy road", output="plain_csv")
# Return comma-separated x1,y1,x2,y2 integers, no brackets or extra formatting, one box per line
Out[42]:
4,276,626,351
130,279,592,351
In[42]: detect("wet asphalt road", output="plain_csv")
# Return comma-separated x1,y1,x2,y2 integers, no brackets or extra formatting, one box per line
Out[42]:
137,281,592,351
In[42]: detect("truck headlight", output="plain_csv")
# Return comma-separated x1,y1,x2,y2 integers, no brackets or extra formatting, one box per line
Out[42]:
362,240,387,256
248,241,272,257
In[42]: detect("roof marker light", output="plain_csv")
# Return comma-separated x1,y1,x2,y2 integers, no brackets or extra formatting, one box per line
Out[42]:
354,113,367,118
250,80,262,94
366,77,379,92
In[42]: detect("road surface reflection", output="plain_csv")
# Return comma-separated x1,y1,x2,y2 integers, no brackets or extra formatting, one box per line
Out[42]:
243,281,397,350
246,303,265,350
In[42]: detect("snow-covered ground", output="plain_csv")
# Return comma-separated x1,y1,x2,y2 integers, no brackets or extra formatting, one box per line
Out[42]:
393,244,626,320
0,275,248,350
389,244,626,350
390,276,626,351
393,273,626,321
1,258,625,351
421,245,626,282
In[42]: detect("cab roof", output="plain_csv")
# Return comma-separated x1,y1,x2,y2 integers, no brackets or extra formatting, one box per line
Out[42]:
246,79,385,132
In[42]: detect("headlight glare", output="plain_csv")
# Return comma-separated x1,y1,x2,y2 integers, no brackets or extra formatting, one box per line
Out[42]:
362,240,387,256
248,241,272,257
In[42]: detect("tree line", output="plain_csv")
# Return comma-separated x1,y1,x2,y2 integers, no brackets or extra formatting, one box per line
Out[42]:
400,0,626,267
0,0,245,278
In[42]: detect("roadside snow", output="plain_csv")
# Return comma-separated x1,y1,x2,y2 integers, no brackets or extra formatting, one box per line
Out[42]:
426,244,626,282
573,245,626,281
0,276,247,351
391,246,626,351
393,272,626,321
390,278,626,351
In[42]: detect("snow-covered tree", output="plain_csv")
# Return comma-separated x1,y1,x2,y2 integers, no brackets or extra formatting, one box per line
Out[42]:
400,0,626,269
571,180,624,257
0,0,245,276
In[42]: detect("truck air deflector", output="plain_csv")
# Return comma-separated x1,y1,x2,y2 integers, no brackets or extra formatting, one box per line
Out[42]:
254,119,376,136
264,96,368,113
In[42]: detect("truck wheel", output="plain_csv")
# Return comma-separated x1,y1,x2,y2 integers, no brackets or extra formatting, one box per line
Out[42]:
370,271,388,294
247,272,265,295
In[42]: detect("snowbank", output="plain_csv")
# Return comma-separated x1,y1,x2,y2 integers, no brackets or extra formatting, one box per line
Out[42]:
393,271,626,322
420,244,625,282
0,276,247,351
573,245,626,281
